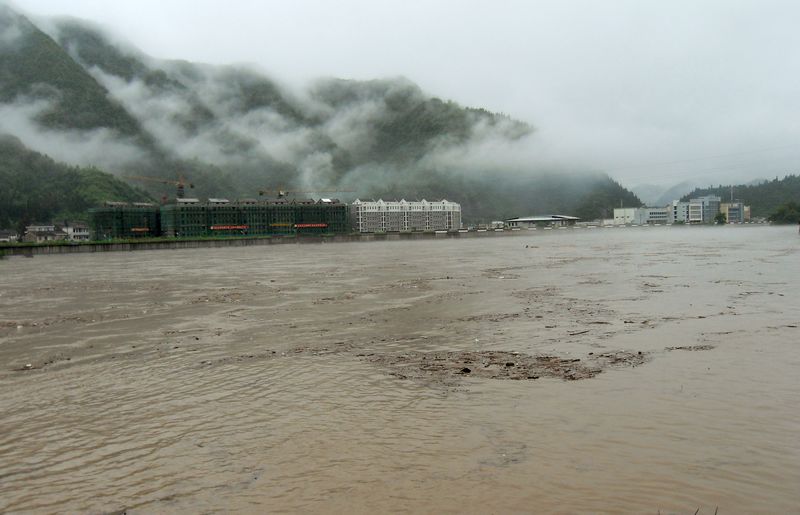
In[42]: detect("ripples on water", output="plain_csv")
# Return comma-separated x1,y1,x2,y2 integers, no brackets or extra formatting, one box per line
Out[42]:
1,226,799,513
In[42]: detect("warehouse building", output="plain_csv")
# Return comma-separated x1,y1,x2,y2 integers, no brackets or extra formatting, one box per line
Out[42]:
505,215,580,228
613,207,670,225
350,199,461,233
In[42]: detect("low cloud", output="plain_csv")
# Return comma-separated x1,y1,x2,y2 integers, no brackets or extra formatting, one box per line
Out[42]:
0,97,148,170
0,18,22,45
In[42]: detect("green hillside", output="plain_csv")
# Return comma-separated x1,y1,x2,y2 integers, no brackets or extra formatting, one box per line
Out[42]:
0,135,152,230
53,18,182,90
0,5,145,137
682,175,800,218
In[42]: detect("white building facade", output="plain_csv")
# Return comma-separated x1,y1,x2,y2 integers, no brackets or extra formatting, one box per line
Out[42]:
688,195,721,223
613,207,670,225
613,207,638,225
672,201,690,223
350,199,461,233
720,202,749,223
505,215,579,228
62,223,90,241
615,196,741,226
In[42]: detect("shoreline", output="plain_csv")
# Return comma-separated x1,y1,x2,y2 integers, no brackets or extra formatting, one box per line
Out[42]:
0,222,770,257
0,228,526,256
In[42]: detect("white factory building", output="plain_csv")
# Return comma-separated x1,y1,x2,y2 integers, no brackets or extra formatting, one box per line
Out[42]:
505,215,580,228
613,207,670,225
350,199,461,233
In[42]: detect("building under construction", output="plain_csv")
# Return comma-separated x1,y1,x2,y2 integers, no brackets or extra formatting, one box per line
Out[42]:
89,198,349,240
88,202,161,240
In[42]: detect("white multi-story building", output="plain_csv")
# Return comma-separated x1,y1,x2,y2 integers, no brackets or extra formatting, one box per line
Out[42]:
616,196,736,225
672,201,690,223
643,207,670,224
350,199,461,233
688,195,721,223
720,202,750,223
613,207,670,225
61,222,90,241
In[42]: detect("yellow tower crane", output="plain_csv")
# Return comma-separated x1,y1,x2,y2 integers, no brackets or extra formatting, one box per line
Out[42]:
125,174,194,200
258,188,356,199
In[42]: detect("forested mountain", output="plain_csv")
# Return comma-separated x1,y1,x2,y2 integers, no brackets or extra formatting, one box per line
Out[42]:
0,134,152,231
0,6,147,141
0,4,641,228
682,175,800,218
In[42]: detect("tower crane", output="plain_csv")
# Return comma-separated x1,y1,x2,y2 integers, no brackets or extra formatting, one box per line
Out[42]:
258,187,356,199
125,174,194,199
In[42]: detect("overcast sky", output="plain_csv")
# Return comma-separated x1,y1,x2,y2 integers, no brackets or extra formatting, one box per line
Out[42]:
10,0,800,187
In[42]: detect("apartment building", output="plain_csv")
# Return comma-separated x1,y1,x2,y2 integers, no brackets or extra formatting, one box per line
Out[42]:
688,195,721,223
350,199,461,233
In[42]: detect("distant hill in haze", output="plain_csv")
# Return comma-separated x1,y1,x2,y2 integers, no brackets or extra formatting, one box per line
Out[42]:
682,175,800,217
0,4,641,227
631,181,696,207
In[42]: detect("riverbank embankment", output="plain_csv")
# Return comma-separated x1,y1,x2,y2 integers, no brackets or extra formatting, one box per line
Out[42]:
0,229,529,256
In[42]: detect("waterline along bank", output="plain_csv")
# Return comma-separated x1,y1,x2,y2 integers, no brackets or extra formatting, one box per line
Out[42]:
0,224,770,257
0,228,527,256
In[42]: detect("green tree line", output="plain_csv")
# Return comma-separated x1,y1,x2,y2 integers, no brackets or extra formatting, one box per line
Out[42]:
683,175,800,218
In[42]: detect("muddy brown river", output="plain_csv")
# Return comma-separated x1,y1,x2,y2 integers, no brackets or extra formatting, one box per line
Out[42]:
1,226,798,513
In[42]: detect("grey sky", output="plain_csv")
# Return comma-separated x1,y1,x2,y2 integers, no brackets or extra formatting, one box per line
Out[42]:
11,0,800,187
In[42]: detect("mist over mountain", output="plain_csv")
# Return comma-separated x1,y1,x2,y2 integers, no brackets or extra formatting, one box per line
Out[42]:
0,4,641,225
630,181,697,207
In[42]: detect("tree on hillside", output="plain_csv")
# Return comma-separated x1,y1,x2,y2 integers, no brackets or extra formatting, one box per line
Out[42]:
683,175,800,217
767,201,800,224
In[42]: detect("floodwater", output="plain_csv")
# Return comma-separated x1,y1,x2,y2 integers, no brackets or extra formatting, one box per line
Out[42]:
1,225,798,514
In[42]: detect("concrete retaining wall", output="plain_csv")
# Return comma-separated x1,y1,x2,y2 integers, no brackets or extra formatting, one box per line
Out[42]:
0,229,530,257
